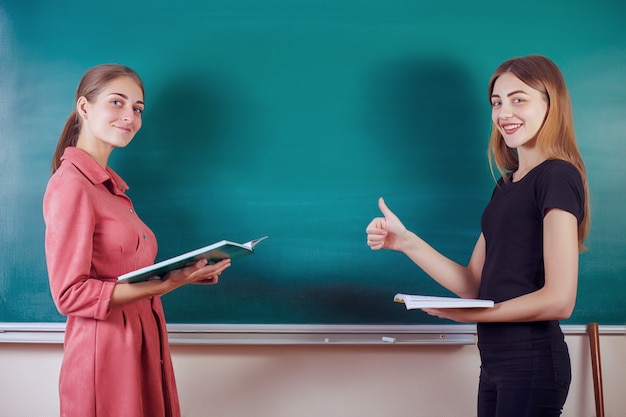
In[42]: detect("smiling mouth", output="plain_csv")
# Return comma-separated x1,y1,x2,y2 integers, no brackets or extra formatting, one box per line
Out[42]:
502,123,522,133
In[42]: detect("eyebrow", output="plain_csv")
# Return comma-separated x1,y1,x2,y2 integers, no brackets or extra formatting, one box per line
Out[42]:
109,92,144,106
491,90,529,99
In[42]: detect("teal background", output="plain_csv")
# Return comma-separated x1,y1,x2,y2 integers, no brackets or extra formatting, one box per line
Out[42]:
1,0,624,325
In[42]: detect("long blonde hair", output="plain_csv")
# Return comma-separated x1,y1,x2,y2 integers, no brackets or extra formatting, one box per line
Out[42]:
51,64,144,173
487,55,590,249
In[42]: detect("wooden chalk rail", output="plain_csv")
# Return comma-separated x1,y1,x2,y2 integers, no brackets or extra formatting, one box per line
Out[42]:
587,322,605,417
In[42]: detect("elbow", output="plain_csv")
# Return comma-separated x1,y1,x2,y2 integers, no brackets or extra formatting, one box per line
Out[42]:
543,283,577,321
53,284,93,317
554,309,573,321
552,299,576,321
54,290,76,317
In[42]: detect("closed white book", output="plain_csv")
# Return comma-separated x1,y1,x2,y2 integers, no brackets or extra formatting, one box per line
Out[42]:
394,293,494,309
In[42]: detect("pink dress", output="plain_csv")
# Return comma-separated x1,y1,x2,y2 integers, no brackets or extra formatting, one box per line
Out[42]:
43,147,181,417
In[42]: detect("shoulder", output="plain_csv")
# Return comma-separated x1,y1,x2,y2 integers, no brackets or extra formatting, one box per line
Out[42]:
44,163,96,213
541,159,580,176
46,162,93,194
535,160,585,222
536,160,583,190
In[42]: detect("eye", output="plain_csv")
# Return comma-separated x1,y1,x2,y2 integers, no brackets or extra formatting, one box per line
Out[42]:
134,107,143,114
111,99,122,106
513,97,524,104
491,100,501,107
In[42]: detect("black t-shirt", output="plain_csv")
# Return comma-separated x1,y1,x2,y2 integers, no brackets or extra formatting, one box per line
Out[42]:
477,159,585,348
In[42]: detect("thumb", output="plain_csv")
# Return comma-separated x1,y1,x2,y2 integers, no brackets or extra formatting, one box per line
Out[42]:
378,197,396,219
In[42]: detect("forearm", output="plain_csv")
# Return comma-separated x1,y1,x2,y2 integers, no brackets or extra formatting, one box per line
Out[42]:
109,279,177,309
459,284,576,323
109,258,231,309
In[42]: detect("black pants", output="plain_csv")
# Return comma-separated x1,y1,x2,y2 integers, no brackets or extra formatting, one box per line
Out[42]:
477,340,571,417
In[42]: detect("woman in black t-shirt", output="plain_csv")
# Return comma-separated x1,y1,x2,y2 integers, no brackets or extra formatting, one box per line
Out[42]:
366,55,589,417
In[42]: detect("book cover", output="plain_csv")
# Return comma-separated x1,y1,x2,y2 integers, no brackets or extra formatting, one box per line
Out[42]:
118,236,268,284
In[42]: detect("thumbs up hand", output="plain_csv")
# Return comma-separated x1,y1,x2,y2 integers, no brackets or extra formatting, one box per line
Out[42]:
365,197,409,252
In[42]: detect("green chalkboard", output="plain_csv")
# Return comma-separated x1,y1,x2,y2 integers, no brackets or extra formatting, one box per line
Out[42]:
1,0,624,326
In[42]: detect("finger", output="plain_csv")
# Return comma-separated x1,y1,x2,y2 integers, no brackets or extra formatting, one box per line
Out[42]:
367,238,384,250
378,197,397,220
203,259,231,270
193,275,220,285
421,308,436,316
366,217,386,232
194,258,209,269
204,262,231,278
217,259,232,268
365,223,387,236
367,232,385,243
191,267,222,283
215,260,232,272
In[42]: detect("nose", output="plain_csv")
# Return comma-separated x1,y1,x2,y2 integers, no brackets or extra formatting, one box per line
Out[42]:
498,102,514,119
121,110,136,124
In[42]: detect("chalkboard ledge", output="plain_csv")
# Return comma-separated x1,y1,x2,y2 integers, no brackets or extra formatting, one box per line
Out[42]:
0,323,624,345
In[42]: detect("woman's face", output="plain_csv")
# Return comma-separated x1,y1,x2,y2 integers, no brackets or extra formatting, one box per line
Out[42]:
490,72,548,150
79,76,144,149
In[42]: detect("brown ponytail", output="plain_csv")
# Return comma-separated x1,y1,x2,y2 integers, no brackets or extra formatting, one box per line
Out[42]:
51,110,81,173
50,64,144,174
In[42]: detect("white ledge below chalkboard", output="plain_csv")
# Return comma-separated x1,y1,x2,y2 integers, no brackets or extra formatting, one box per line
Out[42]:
0,323,624,345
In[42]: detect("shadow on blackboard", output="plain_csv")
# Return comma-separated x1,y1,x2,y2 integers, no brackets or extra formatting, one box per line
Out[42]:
113,57,493,326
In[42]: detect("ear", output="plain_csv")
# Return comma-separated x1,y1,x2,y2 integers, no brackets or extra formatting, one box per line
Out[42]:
76,96,89,119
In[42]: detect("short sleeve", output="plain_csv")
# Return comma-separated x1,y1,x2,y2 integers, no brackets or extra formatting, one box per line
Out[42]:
536,161,585,224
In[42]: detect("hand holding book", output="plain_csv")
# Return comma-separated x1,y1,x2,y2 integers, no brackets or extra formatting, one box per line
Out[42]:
118,236,268,284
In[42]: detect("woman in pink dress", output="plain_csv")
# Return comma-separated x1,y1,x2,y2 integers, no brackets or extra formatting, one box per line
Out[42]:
43,64,231,417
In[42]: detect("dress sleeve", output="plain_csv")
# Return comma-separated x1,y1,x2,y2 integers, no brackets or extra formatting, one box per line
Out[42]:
43,172,115,320
537,161,585,224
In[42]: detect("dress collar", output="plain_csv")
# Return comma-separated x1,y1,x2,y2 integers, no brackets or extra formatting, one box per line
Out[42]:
60,147,129,193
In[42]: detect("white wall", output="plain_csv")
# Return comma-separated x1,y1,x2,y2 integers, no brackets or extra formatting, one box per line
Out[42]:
0,334,624,417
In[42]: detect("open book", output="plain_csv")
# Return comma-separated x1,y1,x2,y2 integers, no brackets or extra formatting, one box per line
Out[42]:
118,236,268,284
394,293,494,309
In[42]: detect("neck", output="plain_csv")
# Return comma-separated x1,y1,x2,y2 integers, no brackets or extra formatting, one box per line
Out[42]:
75,137,113,170
513,148,547,182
